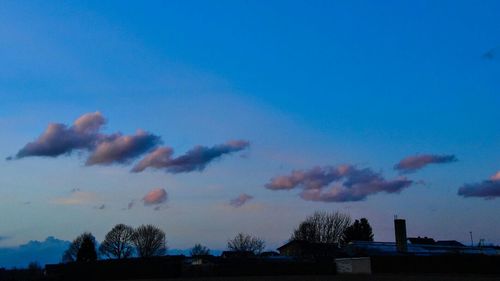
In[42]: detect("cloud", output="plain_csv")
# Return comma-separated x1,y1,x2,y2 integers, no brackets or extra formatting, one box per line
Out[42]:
483,46,499,60
95,204,106,210
130,147,174,172
229,193,254,207
265,165,350,190
266,165,413,202
491,171,500,181
132,140,250,173
14,112,105,158
394,154,457,173
11,113,248,174
153,205,167,211
127,200,135,210
458,171,500,199
143,188,168,206
53,191,97,205
85,130,160,165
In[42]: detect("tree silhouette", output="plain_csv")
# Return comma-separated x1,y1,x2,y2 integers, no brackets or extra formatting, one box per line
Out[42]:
62,238,81,263
291,211,352,245
190,243,210,256
342,218,374,244
133,224,167,257
227,233,265,254
99,224,135,259
62,232,97,263
77,233,98,262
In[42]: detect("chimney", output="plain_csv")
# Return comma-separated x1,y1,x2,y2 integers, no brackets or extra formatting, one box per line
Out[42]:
394,219,407,253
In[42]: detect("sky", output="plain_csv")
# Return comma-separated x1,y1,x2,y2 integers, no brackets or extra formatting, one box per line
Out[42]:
0,0,499,253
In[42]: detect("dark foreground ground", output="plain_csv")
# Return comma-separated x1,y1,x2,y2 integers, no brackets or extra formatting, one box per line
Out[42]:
127,274,500,281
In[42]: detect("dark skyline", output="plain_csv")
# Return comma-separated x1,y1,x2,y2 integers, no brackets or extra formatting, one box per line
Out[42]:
0,0,499,255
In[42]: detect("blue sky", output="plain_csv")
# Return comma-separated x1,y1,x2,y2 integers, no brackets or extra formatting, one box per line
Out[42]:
0,0,499,252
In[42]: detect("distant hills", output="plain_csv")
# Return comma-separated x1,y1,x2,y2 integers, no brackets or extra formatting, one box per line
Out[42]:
0,237,222,269
0,236,70,269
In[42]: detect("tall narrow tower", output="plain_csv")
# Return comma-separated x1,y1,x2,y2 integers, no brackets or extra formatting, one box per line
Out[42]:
394,219,408,253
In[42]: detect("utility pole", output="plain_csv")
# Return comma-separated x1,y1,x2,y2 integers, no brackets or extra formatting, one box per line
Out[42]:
469,231,474,247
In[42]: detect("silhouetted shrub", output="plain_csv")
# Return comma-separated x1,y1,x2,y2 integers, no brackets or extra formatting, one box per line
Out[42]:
191,243,210,256
227,233,265,254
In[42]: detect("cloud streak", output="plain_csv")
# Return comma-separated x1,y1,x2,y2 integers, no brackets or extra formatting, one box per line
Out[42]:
11,113,248,174
458,171,500,199
85,130,160,165
266,165,413,202
394,154,457,173
229,193,253,207
52,191,98,205
132,140,250,173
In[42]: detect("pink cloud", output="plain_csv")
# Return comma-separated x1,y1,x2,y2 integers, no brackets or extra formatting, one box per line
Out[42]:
491,171,500,181
131,147,174,172
143,188,168,205
266,165,413,202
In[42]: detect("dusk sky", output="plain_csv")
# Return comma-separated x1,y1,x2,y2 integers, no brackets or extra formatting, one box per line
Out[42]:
0,0,499,253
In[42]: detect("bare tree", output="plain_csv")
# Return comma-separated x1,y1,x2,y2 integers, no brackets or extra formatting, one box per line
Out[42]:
190,243,210,256
62,232,97,263
133,224,167,257
227,233,265,254
99,224,135,259
291,211,352,245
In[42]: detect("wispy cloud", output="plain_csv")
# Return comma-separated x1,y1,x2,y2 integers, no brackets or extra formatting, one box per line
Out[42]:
143,188,168,206
53,191,98,205
229,193,253,207
266,165,413,202
394,154,457,173
458,171,500,199
132,140,250,173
